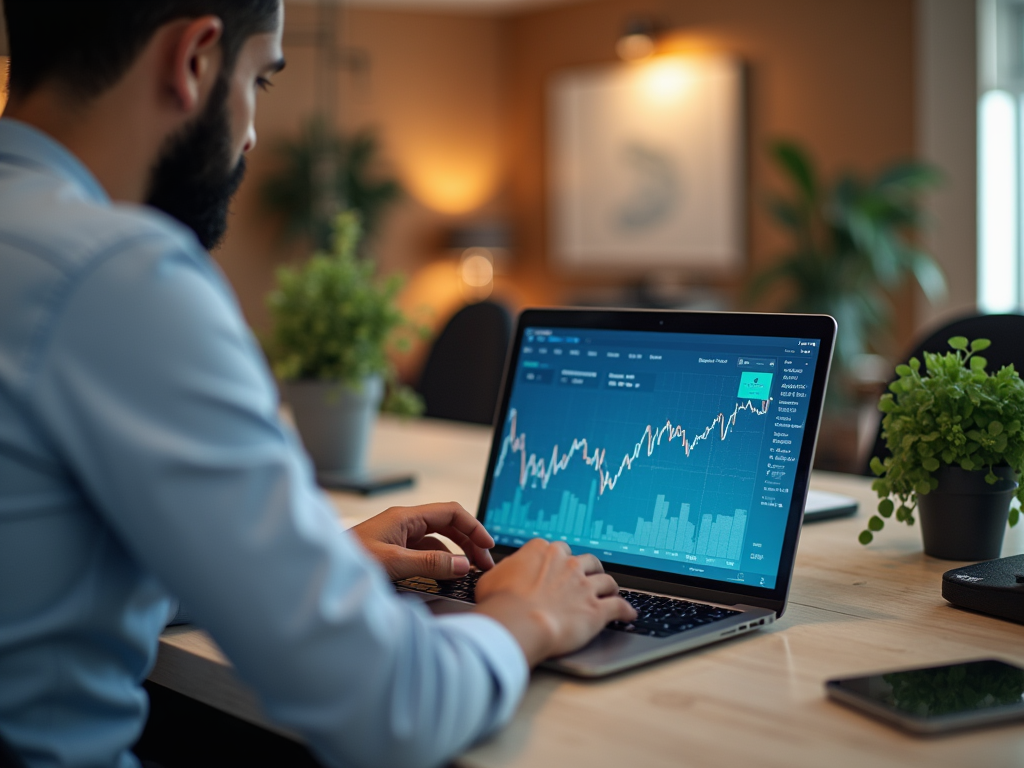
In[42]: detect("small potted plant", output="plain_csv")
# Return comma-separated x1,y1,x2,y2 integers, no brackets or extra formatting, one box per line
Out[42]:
266,211,422,476
861,337,1024,559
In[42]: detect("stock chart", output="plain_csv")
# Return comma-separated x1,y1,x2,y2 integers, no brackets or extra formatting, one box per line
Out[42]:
484,327,822,589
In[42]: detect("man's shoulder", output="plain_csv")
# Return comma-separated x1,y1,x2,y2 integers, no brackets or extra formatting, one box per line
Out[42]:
0,168,202,277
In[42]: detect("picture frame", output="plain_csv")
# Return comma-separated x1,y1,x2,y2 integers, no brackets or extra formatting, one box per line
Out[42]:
549,56,745,272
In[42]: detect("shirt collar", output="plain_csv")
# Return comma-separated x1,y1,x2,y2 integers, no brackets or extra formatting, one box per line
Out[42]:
0,117,111,205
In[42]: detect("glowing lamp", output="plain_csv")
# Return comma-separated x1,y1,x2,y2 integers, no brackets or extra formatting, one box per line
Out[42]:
617,19,659,62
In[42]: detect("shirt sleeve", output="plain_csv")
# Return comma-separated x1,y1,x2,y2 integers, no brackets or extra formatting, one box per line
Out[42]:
26,235,528,768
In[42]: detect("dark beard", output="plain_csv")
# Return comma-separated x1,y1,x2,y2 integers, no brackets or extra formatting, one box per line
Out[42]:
145,78,246,251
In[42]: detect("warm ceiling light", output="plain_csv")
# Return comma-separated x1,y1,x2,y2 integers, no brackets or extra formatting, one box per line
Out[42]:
617,33,655,61
617,19,658,61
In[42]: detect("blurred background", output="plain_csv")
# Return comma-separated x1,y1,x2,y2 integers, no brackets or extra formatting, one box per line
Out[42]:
1,0,1016,471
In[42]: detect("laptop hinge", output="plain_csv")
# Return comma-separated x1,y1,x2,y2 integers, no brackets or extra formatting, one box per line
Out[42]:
611,571,784,616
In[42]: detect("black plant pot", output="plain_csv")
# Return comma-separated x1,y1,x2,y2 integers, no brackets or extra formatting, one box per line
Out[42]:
916,466,1018,561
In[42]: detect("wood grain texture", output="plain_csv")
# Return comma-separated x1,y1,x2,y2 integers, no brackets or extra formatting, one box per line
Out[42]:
152,420,1024,766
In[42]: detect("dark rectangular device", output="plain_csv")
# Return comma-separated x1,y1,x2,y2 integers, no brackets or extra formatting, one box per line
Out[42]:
942,555,1024,625
827,659,1024,734
803,489,858,522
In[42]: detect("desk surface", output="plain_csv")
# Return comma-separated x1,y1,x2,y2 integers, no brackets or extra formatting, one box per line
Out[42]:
152,417,1024,768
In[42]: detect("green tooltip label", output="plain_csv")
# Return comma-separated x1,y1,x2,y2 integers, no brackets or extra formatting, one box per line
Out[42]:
738,371,773,400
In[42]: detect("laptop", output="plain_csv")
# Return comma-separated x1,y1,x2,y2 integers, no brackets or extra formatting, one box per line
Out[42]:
804,489,858,522
398,308,836,677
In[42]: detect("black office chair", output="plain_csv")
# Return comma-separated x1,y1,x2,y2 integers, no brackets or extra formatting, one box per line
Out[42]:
861,312,1024,475
418,301,512,425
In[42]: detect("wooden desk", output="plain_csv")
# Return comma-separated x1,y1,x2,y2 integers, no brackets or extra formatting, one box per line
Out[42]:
151,417,1024,767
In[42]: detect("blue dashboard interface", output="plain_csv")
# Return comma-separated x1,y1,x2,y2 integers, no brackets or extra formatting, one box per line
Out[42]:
483,326,824,590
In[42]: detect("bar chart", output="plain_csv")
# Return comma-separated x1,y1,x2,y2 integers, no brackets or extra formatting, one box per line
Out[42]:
488,483,749,563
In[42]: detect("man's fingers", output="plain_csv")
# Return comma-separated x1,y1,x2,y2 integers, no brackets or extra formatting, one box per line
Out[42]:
575,553,604,576
590,573,620,598
551,540,572,556
391,547,471,581
602,595,638,624
425,525,496,571
406,502,495,550
467,545,495,571
411,536,452,553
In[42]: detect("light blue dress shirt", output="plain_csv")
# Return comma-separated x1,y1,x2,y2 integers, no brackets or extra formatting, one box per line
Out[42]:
0,118,527,768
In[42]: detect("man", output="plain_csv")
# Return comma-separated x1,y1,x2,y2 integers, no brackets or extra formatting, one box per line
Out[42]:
0,2,636,767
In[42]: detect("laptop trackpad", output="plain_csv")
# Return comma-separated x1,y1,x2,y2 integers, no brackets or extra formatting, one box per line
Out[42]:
545,628,657,672
413,594,476,615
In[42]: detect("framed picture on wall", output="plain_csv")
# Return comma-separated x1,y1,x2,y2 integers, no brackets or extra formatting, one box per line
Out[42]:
549,56,745,272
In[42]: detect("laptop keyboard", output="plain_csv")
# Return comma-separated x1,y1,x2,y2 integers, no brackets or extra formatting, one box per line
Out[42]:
395,571,484,602
395,573,741,638
610,590,740,637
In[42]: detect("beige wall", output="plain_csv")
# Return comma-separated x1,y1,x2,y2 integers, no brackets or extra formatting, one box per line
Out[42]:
0,1,973,371
220,0,928,358
214,3,507,332
0,0,953,358
502,0,919,330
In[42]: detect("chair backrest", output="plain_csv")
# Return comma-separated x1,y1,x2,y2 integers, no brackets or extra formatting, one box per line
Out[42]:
862,312,1024,475
418,301,512,425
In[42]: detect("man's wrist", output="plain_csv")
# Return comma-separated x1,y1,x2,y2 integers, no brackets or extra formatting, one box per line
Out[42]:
474,593,554,668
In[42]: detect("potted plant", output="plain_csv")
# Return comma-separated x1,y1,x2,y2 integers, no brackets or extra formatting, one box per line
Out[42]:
749,140,947,397
861,337,1024,559
266,211,423,476
262,118,402,253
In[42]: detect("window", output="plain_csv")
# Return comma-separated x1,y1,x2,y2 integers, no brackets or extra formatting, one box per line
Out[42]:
979,0,1024,310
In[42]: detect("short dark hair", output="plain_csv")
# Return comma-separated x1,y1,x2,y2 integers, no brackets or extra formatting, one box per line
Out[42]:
3,0,280,102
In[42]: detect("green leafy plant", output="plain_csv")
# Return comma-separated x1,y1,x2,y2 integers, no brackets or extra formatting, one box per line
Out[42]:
266,211,424,416
861,337,1024,544
748,140,946,402
262,118,402,252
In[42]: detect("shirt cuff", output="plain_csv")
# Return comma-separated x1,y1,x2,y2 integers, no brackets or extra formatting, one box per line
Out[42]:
433,612,529,733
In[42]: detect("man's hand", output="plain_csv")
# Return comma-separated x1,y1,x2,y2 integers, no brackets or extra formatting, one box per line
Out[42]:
351,502,495,581
474,539,637,667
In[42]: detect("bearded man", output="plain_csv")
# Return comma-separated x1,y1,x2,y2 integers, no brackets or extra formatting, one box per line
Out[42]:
0,2,634,767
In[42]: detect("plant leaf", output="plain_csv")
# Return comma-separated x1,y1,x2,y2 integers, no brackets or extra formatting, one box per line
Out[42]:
770,140,818,204
874,161,942,192
909,250,948,304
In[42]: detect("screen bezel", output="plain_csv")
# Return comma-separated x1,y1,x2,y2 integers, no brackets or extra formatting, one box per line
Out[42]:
476,308,836,616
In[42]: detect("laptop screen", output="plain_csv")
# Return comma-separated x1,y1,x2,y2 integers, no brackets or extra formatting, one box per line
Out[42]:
481,324,825,592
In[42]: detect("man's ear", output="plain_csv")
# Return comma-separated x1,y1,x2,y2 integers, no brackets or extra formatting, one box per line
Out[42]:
168,16,225,114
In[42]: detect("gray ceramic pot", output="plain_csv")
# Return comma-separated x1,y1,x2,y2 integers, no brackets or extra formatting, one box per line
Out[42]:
917,465,1018,561
282,376,384,474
